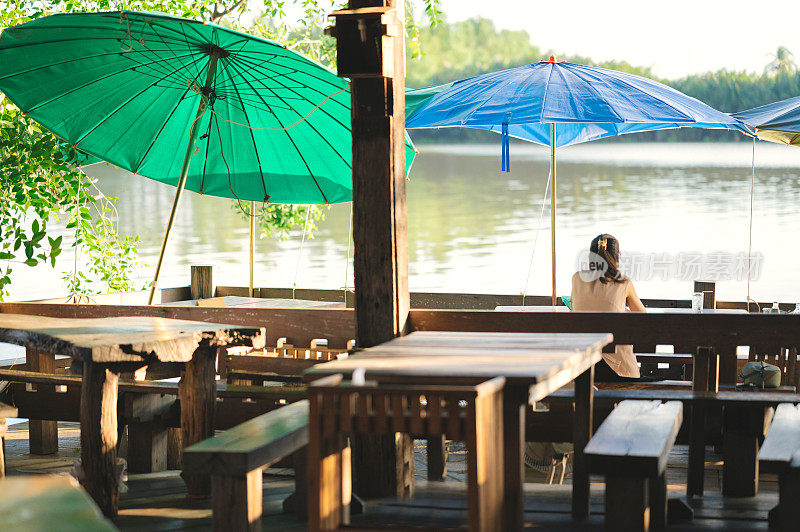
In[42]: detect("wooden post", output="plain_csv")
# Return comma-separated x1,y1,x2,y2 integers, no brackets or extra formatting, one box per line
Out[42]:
330,0,412,499
212,471,262,532
191,265,214,300
79,362,120,517
426,436,447,481
605,475,648,532
649,472,668,528
179,344,218,498
27,348,58,455
723,405,768,497
688,346,714,497
572,365,594,520
502,385,527,530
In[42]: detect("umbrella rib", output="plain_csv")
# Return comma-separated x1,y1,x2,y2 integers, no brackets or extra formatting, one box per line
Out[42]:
572,64,694,123
233,54,349,102
123,51,201,82
234,55,350,117
24,51,202,114
132,86,194,174
233,48,345,81
0,50,136,83
457,74,520,127
220,60,269,200
225,59,330,203
559,67,626,123
231,59,351,168
539,63,555,124
73,59,202,146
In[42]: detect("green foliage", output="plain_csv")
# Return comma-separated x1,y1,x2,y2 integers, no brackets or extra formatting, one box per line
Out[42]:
0,0,441,300
235,202,327,240
406,17,542,88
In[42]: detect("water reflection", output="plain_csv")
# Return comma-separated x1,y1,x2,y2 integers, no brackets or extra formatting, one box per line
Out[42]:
7,142,800,303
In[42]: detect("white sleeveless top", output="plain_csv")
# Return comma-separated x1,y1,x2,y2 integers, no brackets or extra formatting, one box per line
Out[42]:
571,273,640,378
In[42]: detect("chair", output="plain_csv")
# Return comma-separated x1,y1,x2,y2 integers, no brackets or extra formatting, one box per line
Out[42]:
307,374,505,532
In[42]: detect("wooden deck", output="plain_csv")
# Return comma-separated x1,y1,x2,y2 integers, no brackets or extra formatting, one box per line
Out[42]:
3,421,779,530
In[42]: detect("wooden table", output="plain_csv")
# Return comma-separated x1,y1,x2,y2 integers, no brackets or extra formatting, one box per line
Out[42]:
304,331,612,530
0,313,264,516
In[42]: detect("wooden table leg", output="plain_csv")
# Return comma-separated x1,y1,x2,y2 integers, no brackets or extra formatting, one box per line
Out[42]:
79,362,120,517
427,435,447,481
723,405,769,497
28,348,58,455
688,346,716,498
501,385,527,531
180,344,217,498
572,365,594,520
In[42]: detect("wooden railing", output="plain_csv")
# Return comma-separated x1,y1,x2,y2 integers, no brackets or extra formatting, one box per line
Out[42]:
4,303,800,386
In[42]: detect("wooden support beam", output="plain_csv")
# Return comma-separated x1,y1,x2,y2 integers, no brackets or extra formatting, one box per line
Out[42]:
331,0,412,500
79,362,120,517
348,0,410,347
180,345,218,498
27,348,58,455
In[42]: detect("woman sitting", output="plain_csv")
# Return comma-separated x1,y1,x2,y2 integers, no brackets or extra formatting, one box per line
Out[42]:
571,233,646,382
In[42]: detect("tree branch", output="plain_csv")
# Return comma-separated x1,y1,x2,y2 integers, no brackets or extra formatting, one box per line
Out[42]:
211,0,246,22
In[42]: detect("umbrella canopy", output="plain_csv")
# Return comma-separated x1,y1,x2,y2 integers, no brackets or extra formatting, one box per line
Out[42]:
406,58,750,150
0,10,414,204
733,95,800,146
0,11,417,303
405,58,752,303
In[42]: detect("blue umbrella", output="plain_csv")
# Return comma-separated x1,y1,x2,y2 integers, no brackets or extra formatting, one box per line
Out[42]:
733,95,800,146
406,57,752,302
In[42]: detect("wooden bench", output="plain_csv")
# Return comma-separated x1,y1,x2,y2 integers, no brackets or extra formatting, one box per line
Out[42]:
0,476,117,530
183,399,310,531
758,403,800,531
0,401,17,477
585,400,684,531
0,369,307,473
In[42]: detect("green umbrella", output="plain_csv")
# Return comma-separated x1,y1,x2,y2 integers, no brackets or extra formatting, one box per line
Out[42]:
0,11,415,302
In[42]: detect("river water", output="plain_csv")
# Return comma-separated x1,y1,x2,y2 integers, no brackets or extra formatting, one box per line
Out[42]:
6,141,800,305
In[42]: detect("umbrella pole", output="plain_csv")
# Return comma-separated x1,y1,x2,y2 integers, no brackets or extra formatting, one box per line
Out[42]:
147,53,221,305
249,200,255,297
550,123,557,306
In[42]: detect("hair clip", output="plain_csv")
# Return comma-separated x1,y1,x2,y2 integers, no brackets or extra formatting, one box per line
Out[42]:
598,237,607,250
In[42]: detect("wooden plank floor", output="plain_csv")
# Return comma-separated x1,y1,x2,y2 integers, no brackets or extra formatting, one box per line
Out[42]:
3,422,779,530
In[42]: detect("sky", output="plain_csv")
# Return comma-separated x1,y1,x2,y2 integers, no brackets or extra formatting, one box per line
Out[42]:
438,0,800,79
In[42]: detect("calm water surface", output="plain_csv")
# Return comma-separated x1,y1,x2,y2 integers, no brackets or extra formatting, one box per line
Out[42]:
7,141,800,304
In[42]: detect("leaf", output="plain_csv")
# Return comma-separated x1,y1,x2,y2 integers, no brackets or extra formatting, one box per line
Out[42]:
23,258,37,267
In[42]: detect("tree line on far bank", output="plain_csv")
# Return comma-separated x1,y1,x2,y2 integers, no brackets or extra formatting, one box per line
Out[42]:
406,18,799,143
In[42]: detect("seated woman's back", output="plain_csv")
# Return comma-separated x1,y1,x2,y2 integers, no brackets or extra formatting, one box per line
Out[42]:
571,234,645,380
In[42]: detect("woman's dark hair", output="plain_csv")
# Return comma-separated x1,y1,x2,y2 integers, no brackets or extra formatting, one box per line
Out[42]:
590,233,625,284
